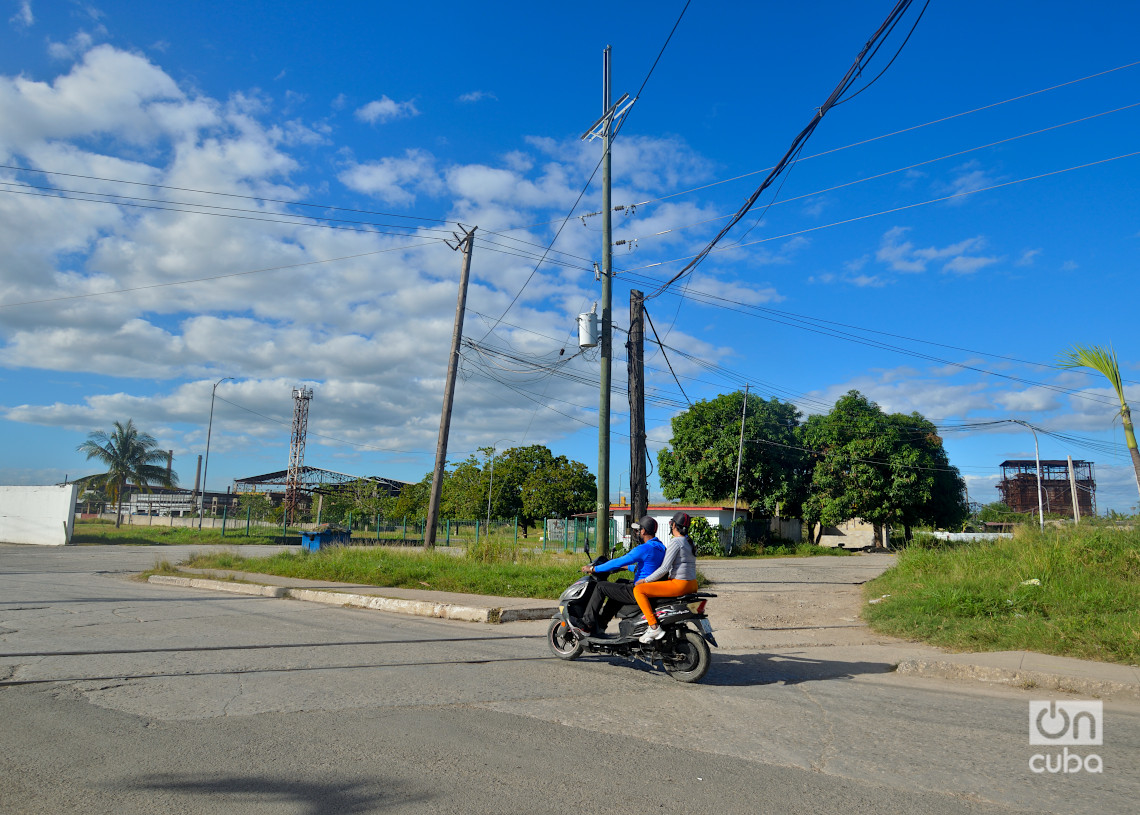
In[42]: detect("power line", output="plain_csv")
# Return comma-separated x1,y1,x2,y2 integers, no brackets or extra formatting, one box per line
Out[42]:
612,101,1140,247
606,57,1140,214
619,149,1140,276
0,162,450,223
643,307,691,407
647,0,925,299
611,0,692,140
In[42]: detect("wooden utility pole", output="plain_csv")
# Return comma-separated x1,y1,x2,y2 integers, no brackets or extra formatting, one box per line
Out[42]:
1067,455,1081,525
424,226,476,549
628,289,647,523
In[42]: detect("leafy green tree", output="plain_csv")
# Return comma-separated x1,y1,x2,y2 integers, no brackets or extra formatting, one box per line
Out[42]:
76,419,177,527
800,392,966,541
488,445,596,536
1057,344,1140,502
657,391,808,516
320,479,395,525
235,492,273,522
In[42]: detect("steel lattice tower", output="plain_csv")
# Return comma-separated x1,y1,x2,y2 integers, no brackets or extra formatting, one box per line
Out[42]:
284,386,313,523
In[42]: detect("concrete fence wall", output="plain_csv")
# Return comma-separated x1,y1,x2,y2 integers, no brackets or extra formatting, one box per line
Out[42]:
0,484,78,545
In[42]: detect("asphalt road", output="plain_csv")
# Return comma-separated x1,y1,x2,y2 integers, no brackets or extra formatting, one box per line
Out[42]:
1,544,1137,814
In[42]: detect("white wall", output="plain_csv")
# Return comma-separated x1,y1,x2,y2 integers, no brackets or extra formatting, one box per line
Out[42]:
0,485,78,545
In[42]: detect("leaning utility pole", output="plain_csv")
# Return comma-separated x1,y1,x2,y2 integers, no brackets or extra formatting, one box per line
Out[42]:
628,289,648,523
425,225,476,549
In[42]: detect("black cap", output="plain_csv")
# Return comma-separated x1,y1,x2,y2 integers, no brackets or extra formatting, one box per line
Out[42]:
631,515,657,535
670,511,691,533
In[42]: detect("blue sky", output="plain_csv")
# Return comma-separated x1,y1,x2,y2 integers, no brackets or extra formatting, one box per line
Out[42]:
1,1,1138,513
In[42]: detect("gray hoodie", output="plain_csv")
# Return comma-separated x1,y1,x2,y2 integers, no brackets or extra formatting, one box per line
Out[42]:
642,534,696,583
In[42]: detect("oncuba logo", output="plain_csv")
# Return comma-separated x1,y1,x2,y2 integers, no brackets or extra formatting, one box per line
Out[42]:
1029,701,1103,774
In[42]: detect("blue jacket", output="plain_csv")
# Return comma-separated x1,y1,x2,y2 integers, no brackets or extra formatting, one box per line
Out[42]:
595,537,665,582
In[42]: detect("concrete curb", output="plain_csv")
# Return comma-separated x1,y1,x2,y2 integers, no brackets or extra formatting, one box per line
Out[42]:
148,575,287,597
896,658,1140,701
147,574,557,624
286,588,496,623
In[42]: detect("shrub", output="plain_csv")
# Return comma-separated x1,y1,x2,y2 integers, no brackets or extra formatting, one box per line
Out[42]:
688,516,724,556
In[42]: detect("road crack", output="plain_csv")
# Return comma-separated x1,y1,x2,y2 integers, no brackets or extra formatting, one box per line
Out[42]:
796,684,837,773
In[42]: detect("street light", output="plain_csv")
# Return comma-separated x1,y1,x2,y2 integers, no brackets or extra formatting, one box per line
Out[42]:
200,377,234,529
1011,420,1045,531
486,438,515,529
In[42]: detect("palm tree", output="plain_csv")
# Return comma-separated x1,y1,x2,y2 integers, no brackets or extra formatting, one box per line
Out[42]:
77,420,178,527
1057,344,1140,503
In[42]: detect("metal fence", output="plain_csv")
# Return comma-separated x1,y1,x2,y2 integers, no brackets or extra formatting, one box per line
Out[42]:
542,518,618,553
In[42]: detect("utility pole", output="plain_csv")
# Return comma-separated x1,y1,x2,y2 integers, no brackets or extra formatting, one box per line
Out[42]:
628,289,648,524
425,225,476,549
730,384,750,551
580,48,631,559
1067,455,1081,525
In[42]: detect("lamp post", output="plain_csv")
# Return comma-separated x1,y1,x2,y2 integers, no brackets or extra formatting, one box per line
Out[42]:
200,377,234,529
486,439,514,530
617,469,628,506
1012,420,1045,531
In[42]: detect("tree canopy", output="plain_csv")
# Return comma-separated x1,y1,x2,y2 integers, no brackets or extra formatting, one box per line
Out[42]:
76,419,177,527
384,445,596,534
799,391,967,537
657,392,808,515
657,389,967,536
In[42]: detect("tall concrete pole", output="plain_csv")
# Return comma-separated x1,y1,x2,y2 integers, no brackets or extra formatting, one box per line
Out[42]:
730,384,750,551
425,227,476,549
1067,455,1081,525
596,46,614,559
200,376,233,529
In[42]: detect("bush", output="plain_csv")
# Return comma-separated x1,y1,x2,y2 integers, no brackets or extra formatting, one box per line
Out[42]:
688,516,724,556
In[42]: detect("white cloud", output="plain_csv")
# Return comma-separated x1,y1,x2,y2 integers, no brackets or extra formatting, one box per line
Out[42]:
354,95,419,124
1015,248,1041,267
876,226,994,275
940,160,1001,205
992,387,1061,414
338,149,442,204
457,90,496,103
10,0,32,27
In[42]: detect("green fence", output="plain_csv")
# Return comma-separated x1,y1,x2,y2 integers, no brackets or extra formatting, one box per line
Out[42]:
542,518,618,553
306,515,522,547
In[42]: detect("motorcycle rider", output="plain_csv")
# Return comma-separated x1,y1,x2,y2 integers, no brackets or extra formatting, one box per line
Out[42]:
635,511,699,643
573,515,665,637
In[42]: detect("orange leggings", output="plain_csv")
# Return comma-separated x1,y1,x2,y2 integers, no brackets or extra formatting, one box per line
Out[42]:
634,579,699,626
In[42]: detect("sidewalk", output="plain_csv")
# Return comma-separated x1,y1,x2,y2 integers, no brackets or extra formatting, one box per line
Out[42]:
147,564,1140,701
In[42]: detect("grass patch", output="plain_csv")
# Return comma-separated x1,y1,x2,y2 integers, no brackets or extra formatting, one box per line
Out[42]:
72,520,281,546
863,523,1140,665
181,542,711,599
183,545,588,599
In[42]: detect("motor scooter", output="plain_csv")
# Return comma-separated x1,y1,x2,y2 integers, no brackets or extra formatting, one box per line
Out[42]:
546,546,717,683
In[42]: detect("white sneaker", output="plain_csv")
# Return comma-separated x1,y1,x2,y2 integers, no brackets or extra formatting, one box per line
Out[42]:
638,625,665,643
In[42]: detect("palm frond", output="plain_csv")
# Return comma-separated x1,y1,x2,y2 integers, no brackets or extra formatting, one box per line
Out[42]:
1057,344,1125,402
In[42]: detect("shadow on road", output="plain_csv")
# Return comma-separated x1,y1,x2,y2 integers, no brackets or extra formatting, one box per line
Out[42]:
128,773,427,814
703,651,895,687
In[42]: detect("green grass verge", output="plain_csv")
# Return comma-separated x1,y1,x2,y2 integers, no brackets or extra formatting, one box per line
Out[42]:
863,524,1140,665
183,546,590,599
181,544,709,600
72,520,282,546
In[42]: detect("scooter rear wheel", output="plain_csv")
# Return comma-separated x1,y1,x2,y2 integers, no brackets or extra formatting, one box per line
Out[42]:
662,629,711,683
547,619,584,660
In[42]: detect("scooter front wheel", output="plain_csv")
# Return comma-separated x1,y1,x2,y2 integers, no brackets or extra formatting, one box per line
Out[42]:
547,619,584,660
662,629,711,683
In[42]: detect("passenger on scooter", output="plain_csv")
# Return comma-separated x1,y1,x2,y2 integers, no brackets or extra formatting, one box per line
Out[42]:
635,511,699,643
574,515,665,636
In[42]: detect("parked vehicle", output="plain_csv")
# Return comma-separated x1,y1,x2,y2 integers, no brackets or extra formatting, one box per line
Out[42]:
546,549,717,683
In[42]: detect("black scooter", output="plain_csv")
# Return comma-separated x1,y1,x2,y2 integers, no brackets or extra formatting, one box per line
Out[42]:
546,548,717,683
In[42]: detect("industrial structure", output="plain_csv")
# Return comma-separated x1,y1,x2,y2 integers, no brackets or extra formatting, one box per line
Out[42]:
284,386,313,523
234,466,406,502
998,459,1096,517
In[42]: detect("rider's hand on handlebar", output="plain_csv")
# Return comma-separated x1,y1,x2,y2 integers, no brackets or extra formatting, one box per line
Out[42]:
581,565,593,574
